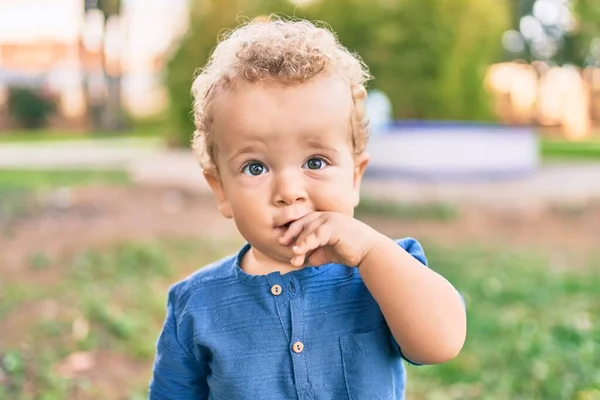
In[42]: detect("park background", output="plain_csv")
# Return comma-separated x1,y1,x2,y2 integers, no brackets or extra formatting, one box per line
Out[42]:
0,0,599,399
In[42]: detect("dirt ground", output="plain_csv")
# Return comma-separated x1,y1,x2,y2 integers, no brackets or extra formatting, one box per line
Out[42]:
2,184,599,276
1,184,599,398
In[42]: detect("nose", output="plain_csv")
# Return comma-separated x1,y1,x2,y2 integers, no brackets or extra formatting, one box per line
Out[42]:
272,170,307,206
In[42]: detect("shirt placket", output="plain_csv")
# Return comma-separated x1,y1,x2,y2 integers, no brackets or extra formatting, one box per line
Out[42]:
268,273,313,399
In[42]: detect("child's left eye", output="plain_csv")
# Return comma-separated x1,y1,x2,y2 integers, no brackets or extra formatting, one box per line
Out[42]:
302,157,328,170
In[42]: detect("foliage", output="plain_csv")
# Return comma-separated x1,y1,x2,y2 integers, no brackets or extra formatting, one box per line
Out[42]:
509,0,600,66
96,0,121,18
575,0,600,65
301,0,510,121
165,0,510,146
6,86,57,129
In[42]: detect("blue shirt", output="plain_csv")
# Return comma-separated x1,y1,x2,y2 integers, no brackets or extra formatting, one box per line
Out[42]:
149,238,428,400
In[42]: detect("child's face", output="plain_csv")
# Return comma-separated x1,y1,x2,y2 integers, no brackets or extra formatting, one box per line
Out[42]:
205,75,369,264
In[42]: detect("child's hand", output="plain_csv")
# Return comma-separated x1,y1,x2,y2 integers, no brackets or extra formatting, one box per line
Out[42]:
278,212,381,267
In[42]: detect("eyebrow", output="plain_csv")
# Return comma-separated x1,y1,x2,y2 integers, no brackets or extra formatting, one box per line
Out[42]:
228,146,258,164
226,138,340,166
304,140,339,154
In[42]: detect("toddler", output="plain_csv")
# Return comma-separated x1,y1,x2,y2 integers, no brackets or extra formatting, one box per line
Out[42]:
149,17,466,400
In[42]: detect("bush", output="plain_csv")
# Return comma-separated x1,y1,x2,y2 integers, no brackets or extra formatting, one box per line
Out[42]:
302,0,510,121
7,86,57,129
165,0,511,147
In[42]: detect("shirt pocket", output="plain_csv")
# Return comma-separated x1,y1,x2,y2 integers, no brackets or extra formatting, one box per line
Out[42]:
339,326,397,400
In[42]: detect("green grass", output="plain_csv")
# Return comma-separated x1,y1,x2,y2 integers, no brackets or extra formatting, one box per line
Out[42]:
1,236,599,399
356,198,458,221
0,170,131,236
0,237,238,399
0,125,164,144
541,137,600,161
407,244,600,400
0,169,130,190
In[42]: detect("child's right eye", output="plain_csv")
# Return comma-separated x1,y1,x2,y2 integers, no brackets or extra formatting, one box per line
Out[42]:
242,162,269,176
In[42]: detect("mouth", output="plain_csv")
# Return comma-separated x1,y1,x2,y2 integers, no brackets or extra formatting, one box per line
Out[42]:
276,219,296,231
278,221,293,230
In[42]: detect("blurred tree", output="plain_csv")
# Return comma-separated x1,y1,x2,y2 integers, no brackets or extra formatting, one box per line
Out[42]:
301,0,510,120
166,0,510,145
96,0,120,17
166,0,295,146
7,87,57,129
99,0,125,131
508,0,600,66
574,0,600,65
84,0,124,131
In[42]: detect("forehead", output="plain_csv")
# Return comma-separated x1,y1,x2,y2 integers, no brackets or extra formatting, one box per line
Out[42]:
211,75,354,149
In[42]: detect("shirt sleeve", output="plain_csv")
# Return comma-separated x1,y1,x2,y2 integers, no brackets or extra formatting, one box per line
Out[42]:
149,285,209,400
392,237,464,366
395,237,428,267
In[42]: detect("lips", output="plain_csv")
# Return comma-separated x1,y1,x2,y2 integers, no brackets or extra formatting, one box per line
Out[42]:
276,219,295,230
275,217,300,230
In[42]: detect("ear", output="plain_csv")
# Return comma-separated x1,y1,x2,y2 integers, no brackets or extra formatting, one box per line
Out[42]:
352,152,370,207
204,172,233,219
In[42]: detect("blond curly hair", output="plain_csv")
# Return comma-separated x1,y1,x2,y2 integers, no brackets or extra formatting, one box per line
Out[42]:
191,16,372,173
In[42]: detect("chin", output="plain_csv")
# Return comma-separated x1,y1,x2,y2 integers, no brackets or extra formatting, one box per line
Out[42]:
269,246,294,263
248,241,293,262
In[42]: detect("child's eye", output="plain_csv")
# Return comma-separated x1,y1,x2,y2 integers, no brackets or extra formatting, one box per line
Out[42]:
302,157,328,170
242,162,269,176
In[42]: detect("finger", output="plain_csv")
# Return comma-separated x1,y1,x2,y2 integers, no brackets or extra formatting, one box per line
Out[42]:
283,212,321,243
290,219,327,267
305,227,338,266
279,212,321,244
290,235,316,267
293,215,327,250
292,228,321,255
290,254,305,267
291,248,317,267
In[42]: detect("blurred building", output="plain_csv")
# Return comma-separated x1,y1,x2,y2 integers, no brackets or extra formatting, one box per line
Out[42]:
0,0,189,129
0,0,85,127
486,61,600,139
120,0,189,118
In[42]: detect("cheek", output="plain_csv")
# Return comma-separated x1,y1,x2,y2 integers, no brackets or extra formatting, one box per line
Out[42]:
229,202,262,235
311,175,356,210
226,183,269,216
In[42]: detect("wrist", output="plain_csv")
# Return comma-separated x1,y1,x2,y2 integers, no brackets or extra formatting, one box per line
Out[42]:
357,232,390,269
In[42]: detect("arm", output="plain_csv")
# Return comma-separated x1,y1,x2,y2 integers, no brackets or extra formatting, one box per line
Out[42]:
358,235,466,365
149,287,209,400
279,212,466,365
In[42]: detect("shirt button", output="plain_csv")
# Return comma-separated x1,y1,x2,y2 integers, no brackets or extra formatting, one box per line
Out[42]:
292,341,304,353
271,284,282,296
